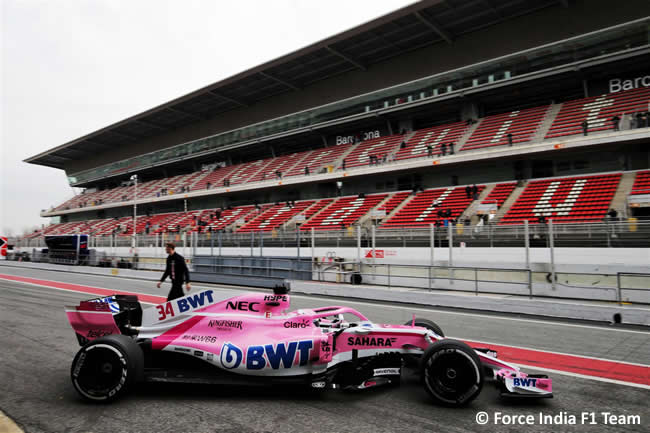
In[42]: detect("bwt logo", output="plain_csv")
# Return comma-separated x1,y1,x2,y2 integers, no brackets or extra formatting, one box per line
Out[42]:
513,378,537,387
177,290,214,313
219,340,313,370
220,342,243,369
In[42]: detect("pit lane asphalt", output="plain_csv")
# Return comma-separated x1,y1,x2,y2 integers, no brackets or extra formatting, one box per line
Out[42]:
0,267,648,433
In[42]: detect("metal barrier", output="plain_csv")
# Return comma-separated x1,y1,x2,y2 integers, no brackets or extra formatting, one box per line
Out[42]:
7,252,175,272
616,272,650,305
312,261,650,305
320,261,534,296
192,255,312,287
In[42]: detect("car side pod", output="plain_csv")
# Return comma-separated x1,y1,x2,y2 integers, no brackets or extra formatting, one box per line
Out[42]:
496,369,553,399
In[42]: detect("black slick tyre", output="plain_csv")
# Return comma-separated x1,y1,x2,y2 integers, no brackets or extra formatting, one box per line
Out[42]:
70,334,143,402
420,339,483,406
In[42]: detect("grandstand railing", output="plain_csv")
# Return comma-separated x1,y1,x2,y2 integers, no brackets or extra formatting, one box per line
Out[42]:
12,220,650,250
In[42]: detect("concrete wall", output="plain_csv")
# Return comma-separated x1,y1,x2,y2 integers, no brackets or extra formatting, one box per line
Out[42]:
65,0,649,174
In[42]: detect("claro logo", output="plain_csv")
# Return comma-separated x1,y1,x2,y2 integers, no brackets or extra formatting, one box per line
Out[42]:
609,75,650,93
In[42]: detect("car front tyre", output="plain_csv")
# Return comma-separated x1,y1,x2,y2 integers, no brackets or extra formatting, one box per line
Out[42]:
420,339,483,406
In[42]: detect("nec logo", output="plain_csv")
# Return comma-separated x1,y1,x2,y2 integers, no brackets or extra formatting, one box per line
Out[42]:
513,378,537,387
226,301,260,312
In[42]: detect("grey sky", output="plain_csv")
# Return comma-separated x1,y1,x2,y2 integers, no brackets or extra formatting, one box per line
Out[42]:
1,0,413,236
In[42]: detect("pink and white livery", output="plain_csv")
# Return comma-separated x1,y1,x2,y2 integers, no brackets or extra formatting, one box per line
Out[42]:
65,285,553,405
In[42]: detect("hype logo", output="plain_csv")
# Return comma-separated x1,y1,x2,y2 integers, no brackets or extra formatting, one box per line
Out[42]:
220,342,243,369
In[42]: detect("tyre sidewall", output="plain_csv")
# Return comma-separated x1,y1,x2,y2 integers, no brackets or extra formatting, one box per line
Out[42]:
420,339,483,406
71,335,142,402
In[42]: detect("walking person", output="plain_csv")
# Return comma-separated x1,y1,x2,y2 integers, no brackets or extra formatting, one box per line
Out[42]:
581,119,588,136
157,243,191,301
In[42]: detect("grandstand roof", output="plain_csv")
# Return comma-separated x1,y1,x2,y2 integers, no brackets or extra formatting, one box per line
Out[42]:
26,0,567,170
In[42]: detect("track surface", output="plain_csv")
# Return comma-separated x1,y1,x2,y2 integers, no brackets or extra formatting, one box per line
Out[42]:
0,266,648,433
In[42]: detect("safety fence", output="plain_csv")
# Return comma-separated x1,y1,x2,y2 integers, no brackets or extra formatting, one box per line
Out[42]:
313,261,650,305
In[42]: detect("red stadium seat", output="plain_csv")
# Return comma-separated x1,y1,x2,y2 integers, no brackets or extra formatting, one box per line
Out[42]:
499,174,622,225
461,106,549,151
340,135,403,168
238,200,317,232
380,186,484,228
629,170,650,196
300,194,388,230
545,87,650,139
394,122,468,160
481,182,517,208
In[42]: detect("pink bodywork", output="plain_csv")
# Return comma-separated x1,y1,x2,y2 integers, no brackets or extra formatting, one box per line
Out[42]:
65,289,544,390
66,300,122,340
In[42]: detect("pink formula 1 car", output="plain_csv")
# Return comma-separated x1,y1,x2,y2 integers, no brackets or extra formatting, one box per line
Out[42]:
65,286,553,405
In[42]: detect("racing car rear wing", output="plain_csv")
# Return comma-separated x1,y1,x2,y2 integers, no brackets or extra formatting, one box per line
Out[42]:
65,295,142,345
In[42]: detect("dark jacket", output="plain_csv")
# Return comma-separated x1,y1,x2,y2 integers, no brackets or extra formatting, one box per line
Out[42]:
160,252,190,285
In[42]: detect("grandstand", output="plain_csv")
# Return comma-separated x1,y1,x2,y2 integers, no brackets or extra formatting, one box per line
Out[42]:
22,0,650,241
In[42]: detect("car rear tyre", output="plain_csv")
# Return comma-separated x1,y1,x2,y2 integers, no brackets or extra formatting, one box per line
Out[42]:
420,339,483,406
71,334,143,402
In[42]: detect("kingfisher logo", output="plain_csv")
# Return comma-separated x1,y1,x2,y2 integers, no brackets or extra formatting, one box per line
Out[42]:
513,378,537,387
218,340,313,370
